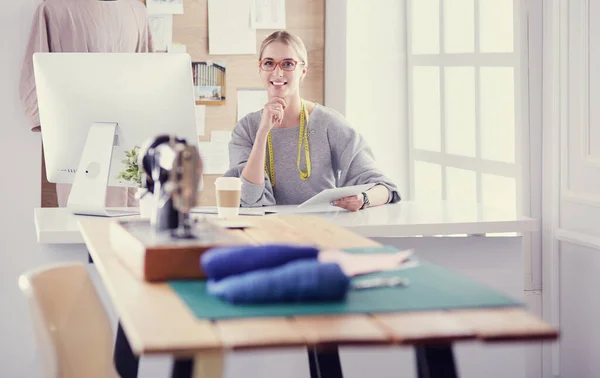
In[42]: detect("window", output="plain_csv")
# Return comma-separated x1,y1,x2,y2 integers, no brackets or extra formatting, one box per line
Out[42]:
407,0,522,213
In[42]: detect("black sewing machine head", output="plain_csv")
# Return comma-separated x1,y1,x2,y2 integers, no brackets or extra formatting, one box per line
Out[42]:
139,134,202,238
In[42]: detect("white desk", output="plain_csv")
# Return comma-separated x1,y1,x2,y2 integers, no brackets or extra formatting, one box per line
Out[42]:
267,201,537,237
33,201,540,378
34,201,536,244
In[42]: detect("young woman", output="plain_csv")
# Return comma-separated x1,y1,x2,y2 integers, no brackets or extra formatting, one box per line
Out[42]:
224,31,400,211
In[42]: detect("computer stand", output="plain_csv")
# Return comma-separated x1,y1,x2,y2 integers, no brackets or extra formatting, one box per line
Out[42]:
67,122,139,217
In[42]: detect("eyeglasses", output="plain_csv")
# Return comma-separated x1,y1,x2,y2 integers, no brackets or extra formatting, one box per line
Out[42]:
258,59,303,72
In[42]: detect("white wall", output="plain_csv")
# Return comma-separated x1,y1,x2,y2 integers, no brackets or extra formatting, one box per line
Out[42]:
0,2,88,377
325,0,408,197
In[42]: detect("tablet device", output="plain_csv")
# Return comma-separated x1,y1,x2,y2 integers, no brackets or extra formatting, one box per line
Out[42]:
297,183,376,208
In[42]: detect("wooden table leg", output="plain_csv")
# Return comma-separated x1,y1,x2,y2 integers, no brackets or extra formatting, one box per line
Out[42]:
415,344,459,378
193,351,224,378
308,346,344,378
171,351,224,378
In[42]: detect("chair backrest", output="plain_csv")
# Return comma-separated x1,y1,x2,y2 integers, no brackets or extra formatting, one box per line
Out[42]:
19,262,119,378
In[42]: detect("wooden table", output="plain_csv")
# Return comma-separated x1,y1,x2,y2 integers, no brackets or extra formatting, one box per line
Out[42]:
78,215,558,378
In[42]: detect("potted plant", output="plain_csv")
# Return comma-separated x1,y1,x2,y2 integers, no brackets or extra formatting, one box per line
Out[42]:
116,146,143,185
116,146,152,218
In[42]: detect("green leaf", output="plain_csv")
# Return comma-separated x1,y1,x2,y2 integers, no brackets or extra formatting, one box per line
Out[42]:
116,146,144,186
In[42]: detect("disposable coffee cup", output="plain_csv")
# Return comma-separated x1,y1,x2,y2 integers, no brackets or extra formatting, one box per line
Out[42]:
215,177,242,218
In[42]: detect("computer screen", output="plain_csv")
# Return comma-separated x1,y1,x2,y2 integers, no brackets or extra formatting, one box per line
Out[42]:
33,52,200,215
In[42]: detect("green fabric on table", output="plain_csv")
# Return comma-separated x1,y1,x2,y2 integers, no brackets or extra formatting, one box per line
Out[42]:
168,246,521,320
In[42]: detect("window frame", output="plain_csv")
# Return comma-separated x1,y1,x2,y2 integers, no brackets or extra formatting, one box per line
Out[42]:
405,0,527,214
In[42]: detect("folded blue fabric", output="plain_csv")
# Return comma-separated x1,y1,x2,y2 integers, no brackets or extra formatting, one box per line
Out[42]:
206,259,350,304
201,244,319,280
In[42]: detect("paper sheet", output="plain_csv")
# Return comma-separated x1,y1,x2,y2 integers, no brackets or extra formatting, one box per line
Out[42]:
211,131,233,143
146,0,184,15
237,89,268,121
148,15,173,52
169,43,187,53
208,0,256,55
251,0,286,29
198,131,232,174
195,105,206,136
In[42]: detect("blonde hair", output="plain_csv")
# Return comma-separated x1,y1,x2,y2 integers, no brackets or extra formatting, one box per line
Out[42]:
259,31,308,66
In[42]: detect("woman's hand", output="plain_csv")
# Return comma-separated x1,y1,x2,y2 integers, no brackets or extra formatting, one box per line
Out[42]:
333,194,364,212
259,97,287,134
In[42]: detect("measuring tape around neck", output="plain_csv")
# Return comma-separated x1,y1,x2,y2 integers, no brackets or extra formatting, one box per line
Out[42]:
264,100,311,186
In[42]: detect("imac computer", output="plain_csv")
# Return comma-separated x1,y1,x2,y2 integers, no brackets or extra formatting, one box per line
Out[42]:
33,53,200,217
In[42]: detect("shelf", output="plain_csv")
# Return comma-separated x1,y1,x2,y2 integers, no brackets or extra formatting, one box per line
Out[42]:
195,99,226,106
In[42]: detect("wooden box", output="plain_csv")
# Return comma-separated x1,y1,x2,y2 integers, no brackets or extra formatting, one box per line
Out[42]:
109,219,249,282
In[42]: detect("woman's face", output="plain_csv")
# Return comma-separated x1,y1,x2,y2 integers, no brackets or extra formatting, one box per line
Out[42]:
259,41,306,99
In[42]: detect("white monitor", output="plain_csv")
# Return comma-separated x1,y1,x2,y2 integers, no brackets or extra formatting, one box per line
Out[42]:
33,52,199,217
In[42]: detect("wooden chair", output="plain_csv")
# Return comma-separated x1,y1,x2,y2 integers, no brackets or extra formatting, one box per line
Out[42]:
19,262,119,378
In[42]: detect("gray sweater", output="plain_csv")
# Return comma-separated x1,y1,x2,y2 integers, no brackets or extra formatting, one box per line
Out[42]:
224,104,401,207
